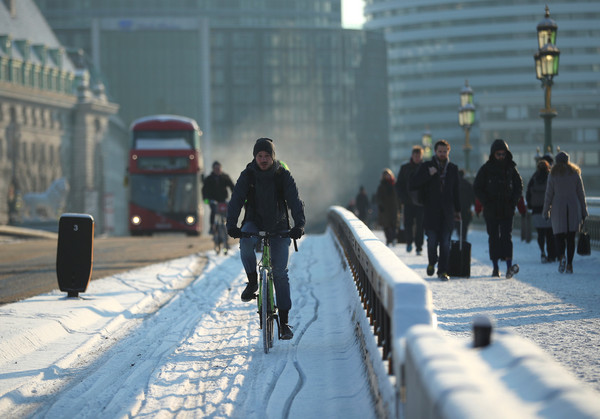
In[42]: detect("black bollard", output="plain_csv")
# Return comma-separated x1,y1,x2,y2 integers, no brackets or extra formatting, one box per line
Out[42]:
56,213,94,298
473,315,493,348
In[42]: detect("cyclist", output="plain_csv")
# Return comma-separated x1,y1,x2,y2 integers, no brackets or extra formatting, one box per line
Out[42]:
227,138,305,340
202,161,234,234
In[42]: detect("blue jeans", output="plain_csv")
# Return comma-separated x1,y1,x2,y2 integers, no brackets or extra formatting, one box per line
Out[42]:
425,227,452,274
240,222,292,311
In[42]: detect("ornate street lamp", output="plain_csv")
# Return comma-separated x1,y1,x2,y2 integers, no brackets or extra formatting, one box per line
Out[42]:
422,127,432,158
534,5,560,153
458,80,475,173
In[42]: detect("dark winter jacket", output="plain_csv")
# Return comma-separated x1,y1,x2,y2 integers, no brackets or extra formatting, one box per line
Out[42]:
409,157,460,232
227,160,305,233
202,172,234,202
376,179,399,229
526,169,549,214
473,139,523,220
396,160,423,207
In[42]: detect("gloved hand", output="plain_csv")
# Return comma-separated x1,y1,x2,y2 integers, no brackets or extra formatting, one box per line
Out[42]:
289,226,304,240
227,226,242,238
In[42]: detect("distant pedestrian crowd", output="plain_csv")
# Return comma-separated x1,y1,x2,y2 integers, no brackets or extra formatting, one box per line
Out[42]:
348,138,589,279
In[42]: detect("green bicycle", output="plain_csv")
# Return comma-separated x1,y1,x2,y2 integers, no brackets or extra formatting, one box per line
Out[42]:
243,231,297,353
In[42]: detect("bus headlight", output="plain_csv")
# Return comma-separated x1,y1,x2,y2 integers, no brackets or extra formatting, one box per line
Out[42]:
185,215,196,225
131,215,142,225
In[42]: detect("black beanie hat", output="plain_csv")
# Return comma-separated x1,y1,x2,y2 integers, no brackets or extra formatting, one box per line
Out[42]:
253,138,275,158
556,151,569,164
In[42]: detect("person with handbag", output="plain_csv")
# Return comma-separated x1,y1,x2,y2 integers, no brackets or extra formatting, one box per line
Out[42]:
542,151,588,274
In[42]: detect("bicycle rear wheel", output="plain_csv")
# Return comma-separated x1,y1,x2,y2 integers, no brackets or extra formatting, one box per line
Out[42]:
261,269,273,353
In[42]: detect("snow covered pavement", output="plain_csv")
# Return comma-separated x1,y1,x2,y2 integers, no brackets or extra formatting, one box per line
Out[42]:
0,232,380,418
382,228,600,394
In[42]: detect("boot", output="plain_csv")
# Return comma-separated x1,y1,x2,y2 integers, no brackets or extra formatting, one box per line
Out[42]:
241,272,258,302
279,309,293,340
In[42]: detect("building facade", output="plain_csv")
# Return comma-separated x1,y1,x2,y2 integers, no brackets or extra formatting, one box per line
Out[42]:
1,0,123,231
364,0,600,191
34,0,389,230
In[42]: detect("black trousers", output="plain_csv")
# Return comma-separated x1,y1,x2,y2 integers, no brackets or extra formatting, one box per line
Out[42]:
485,216,514,262
554,231,576,264
404,204,424,250
536,227,556,260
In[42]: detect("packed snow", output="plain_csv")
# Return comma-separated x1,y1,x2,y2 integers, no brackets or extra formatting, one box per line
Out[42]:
0,232,383,418
0,224,598,418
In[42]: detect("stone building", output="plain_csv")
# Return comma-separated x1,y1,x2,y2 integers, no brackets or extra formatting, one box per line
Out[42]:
0,0,121,232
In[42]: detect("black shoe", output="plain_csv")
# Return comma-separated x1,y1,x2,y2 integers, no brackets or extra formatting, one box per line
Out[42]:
541,253,548,263
506,264,519,279
558,257,566,274
566,264,573,274
492,268,500,278
241,272,258,302
280,323,293,340
426,264,435,276
438,272,450,281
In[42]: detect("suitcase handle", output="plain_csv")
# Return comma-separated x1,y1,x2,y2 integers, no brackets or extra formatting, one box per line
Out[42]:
458,218,463,251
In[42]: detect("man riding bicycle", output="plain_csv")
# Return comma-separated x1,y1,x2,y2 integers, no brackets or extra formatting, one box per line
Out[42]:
202,161,234,234
227,138,305,340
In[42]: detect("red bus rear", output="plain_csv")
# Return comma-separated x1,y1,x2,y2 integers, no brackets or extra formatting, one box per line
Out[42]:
127,115,203,236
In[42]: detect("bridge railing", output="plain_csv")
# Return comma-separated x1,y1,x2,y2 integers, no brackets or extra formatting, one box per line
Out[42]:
327,206,435,415
327,205,600,419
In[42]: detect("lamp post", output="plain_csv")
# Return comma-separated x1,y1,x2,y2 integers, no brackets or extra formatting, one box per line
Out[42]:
458,80,475,173
534,5,560,154
422,128,432,158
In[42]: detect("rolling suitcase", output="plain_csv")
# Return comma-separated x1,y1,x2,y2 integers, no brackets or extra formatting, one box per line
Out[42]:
56,213,94,297
448,220,471,278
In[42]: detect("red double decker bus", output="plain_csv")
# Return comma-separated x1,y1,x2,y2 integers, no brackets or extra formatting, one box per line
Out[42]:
127,115,203,236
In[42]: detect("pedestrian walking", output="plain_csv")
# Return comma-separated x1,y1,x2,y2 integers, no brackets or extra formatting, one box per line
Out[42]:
396,146,425,255
473,139,523,279
376,168,399,246
455,169,475,242
355,185,370,224
542,151,588,274
526,158,556,263
410,140,460,281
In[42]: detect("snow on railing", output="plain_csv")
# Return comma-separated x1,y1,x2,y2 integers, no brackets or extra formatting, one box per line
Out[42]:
327,206,435,417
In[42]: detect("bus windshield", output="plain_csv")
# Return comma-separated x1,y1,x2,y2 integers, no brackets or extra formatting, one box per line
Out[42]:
130,173,198,213
133,130,196,150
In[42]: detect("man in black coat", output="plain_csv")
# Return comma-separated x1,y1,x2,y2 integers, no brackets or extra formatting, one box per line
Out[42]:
473,139,523,278
410,140,461,281
202,161,234,232
227,138,305,340
396,145,424,255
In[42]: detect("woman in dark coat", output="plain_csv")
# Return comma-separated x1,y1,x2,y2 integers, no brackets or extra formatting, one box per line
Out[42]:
376,168,399,246
473,139,523,278
526,159,556,263
542,151,588,274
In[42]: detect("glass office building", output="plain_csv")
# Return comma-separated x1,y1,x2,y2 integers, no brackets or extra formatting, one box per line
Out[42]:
35,0,389,229
365,0,600,191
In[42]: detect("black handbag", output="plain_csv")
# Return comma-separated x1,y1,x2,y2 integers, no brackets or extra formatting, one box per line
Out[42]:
577,227,591,256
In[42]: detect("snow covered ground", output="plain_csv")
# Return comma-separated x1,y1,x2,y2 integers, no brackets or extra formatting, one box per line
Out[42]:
0,232,382,418
379,227,600,394
1,225,598,418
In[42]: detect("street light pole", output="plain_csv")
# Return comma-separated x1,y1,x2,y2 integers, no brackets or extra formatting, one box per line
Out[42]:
458,80,475,174
534,5,560,154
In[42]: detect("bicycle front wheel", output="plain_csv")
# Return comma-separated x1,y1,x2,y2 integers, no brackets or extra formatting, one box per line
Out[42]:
261,269,273,353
